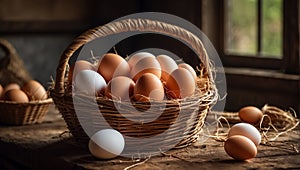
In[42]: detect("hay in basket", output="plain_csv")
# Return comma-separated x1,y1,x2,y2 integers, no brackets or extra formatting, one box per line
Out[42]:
0,37,53,125
50,18,218,155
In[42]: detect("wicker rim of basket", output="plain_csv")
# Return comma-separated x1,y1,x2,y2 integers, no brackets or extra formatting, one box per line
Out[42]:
0,98,53,105
53,18,215,94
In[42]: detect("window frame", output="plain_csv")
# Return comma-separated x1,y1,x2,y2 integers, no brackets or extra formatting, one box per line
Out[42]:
218,0,299,74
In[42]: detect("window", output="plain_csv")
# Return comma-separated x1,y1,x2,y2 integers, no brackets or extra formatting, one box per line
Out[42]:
218,0,299,73
225,0,282,58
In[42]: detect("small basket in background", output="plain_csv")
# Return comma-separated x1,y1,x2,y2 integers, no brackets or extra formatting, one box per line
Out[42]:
0,37,53,125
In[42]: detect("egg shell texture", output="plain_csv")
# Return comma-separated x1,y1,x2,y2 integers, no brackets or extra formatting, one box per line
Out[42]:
131,57,161,81
228,123,261,146
239,106,263,124
0,84,3,99
156,54,178,82
22,80,47,100
166,68,196,99
88,129,125,159
178,63,197,81
68,60,96,85
105,76,135,101
224,135,257,160
133,73,165,102
75,70,106,96
3,89,29,102
97,53,130,83
127,52,155,69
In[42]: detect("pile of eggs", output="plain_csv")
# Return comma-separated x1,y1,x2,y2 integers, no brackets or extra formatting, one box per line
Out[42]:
69,52,198,101
0,80,47,102
224,106,263,161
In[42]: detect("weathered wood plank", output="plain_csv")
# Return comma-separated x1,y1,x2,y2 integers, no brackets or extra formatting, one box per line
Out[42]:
0,106,299,170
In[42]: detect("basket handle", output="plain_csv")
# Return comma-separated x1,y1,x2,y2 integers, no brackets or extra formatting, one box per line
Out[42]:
54,18,212,94
0,37,17,58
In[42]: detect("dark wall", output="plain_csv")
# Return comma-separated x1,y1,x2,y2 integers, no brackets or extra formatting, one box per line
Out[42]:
0,0,202,87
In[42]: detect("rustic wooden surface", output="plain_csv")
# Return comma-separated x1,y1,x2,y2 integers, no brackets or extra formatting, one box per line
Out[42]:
0,105,299,170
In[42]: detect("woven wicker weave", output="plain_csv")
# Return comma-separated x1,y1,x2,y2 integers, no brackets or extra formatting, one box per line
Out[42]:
50,18,218,153
0,38,53,125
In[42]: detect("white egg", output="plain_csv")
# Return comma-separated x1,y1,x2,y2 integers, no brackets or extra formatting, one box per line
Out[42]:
75,70,106,95
127,52,155,69
89,129,125,159
156,54,178,81
228,123,261,146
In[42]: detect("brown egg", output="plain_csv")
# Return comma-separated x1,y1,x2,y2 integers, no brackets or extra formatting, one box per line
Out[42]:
166,68,196,99
156,54,178,82
228,123,261,146
97,53,130,83
238,106,263,124
178,63,197,81
105,76,135,101
22,80,47,100
3,83,21,93
68,60,96,85
131,57,161,82
224,135,257,160
3,89,29,102
127,52,155,69
0,84,3,99
133,73,165,102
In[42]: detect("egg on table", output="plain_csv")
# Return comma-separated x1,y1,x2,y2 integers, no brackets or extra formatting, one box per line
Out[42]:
89,129,125,159
238,106,263,124
165,68,196,99
156,54,178,82
97,53,130,83
224,135,257,161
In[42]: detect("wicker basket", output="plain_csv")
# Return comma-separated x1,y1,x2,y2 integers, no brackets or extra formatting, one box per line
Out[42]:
50,18,218,154
0,99,53,125
0,38,53,125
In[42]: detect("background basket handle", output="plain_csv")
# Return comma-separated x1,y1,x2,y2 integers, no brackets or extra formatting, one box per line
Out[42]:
0,38,32,86
0,37,17,58
54,18,212,93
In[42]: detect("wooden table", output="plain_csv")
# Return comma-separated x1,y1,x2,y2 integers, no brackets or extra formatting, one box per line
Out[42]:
0,105,299,170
